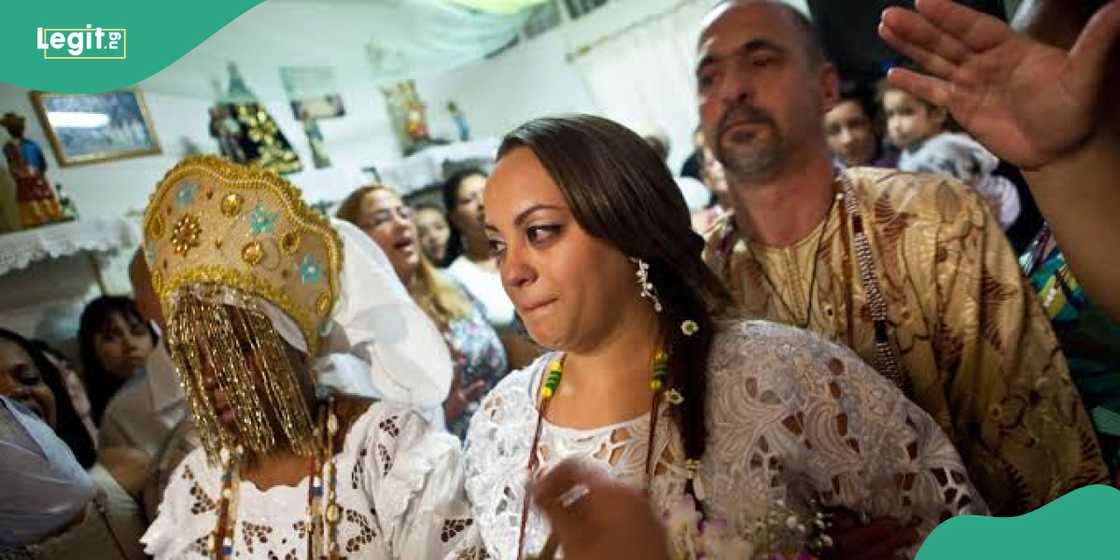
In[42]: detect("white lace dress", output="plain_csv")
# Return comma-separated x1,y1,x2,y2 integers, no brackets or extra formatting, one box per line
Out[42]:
465,320,988,559
142,401,487,559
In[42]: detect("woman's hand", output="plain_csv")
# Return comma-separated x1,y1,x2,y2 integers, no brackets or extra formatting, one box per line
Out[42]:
443,371,486,424
532,458,670,560
824,508,921,560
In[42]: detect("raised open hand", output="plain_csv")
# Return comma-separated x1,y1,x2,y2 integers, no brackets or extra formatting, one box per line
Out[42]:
879,0,1120,169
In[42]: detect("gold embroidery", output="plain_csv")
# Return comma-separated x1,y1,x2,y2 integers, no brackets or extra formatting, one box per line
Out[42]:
242,241,265,266
221,192,244,216
170,214,202,257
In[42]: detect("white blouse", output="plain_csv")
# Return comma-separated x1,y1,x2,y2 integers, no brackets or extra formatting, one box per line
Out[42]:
446,256,516,329
142,401,486,559
465,320,987,559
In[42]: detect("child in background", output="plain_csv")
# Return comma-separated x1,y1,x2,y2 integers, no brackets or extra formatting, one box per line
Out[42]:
899,132,1021,230
881,82,1020,230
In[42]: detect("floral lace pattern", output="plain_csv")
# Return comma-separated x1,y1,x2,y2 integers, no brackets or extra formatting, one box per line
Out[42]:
464,320,987,560
143,401,480,559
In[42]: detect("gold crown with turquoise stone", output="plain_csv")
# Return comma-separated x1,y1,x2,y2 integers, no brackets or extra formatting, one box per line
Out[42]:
142,155,342,355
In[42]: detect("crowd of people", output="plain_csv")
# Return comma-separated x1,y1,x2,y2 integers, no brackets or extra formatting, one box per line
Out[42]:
1,0,1118,558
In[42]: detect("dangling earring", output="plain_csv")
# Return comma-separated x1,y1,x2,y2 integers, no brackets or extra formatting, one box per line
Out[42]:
629,257,662,313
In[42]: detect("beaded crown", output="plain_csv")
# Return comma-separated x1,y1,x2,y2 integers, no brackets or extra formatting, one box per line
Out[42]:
142,155,342,355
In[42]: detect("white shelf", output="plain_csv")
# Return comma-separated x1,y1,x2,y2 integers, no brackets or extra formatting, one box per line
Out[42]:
0,217,140,278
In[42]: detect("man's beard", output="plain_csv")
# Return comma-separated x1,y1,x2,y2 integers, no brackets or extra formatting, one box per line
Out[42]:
715,102,785,182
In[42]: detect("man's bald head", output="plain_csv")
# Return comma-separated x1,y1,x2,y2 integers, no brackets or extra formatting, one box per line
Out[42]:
695,0,838,184
701,0,828,69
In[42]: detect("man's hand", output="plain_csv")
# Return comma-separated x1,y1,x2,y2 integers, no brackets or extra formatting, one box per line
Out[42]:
878,0,1120,169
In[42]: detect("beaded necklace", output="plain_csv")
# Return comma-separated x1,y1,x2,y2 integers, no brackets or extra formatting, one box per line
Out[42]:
516,351,682,560
211,396,342,560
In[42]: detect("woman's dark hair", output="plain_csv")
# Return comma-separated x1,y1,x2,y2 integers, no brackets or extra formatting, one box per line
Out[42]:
497,114,731,465
79,296,157,424
838,78,879,129
0,328,97,468
440,168,487,264
412,200,446,215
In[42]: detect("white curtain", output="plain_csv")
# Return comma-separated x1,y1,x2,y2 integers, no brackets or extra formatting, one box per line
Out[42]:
566,0,711,171
566,0,810,171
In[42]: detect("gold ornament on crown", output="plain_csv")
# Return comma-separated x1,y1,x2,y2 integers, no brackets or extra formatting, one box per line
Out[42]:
142,155,343,465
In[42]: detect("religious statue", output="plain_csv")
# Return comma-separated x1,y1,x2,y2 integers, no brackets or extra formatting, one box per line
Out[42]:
207,63,302,175
208,105,247,162
299,107,331,169
448,101,471,142
1,112,63,229
381,80,438,156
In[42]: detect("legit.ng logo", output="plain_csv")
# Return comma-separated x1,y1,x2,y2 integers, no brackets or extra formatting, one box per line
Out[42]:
36,25,126,60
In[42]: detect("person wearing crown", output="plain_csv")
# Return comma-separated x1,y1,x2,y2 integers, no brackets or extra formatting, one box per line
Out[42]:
139,156,484,559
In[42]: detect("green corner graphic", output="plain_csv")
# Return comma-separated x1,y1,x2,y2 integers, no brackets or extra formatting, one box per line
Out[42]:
4,0,263,93
917,484,1120,558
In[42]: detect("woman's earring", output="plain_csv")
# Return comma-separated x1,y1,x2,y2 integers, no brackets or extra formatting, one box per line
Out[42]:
629,257,662,313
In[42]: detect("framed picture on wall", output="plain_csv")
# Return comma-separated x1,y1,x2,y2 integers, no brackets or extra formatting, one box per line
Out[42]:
30,88,161,166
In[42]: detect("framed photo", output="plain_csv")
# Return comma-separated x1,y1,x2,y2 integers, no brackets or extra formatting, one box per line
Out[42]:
30,88,161,166
290,95,345,120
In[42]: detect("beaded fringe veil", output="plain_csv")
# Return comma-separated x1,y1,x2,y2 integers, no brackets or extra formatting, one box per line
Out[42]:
167,284,318,466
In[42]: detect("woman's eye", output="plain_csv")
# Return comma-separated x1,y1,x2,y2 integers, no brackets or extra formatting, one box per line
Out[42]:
527,225,559,244
487,239,506,258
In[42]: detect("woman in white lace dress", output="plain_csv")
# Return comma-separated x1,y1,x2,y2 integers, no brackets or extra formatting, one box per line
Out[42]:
137,157,484,560
465,115,987,559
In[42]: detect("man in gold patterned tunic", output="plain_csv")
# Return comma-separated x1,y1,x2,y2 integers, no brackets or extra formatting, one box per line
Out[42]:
696,0,1108,516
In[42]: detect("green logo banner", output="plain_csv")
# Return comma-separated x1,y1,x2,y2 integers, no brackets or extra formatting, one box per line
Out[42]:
918,484,1120,558
2,0,262,93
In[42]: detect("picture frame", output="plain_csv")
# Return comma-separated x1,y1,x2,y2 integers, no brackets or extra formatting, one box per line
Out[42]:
30,88,161,166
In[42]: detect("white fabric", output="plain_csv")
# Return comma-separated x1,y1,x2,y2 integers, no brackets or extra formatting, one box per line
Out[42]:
0,217,139,277
0,396,94,546
316,352,449,432
566,0,714,171
316,353,381,398
897,132,1021,230
465,320,987,560
324,220,454,408
98,341,188,458
446,256,516,329
376,138,499,195
260,299,308,353
141,401,482,559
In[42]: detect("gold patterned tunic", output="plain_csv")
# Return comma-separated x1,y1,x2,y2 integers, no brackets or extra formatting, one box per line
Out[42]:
703,167,1109,516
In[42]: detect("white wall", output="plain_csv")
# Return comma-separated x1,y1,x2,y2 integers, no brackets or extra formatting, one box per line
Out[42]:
4,0,811,222
0,87,408,222
416,28,599,146
0,0,807,349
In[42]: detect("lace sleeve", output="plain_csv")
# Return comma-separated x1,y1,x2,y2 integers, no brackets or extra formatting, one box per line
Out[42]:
141,449,213,558
464,363,544,560
359,403,483,560
706,321,987,539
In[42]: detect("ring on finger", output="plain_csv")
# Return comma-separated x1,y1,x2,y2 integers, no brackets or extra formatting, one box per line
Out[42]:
557,483,591,509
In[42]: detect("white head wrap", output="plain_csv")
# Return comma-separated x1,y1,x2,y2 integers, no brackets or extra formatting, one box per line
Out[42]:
212,218,453,408
312,219,453,407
